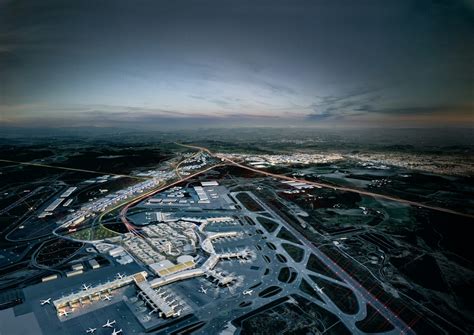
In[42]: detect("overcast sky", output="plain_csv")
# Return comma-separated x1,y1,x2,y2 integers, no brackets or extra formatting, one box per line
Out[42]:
0,0,472,129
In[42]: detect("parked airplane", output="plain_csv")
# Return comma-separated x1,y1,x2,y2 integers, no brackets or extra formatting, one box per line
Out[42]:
59,310,70,317
111,328,122,335
314,285,324,294
82,283,92,290
86,328,97,334
199,285,207,294
243,289,253,296
40,298,51,305
102,320,116,328
175,310,182,317
102,294,112,301
116,273,125,280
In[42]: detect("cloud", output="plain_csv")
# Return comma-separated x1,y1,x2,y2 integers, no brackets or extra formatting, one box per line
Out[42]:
0,102,290,129
357,105,473,116
1,0,472,129
306,102,474,126
259,80,296,96
307,86,383,120
304,80,473,125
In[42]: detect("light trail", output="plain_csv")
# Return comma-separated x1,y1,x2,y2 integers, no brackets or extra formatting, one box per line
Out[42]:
119,163,223,230
117,142,469,333
176,143,474,219
222,157,474,219
174,149,203,179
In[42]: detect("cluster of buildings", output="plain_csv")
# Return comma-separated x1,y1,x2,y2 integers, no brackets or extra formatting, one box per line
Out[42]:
83,174,121,184
41,258,101,283
38,186,78,218
122,220,197,265
281,180,317,191
142,221,197,256
369,178,392,188
59,169,178,229
144,181,235,211
349,152,474,176
123,236,166,265
193,186,210,203
146,186,195,206
135,170,175,179
177,153,211,175
217,152,343,167
192,182,224,204
49,211,253,323
96,244,134,265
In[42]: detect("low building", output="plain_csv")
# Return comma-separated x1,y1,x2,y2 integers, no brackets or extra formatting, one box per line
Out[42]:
60,187,77,198
176,255,194,263
108,246,125,257
117,255,134,265
149,259,195,277
65,270,83,277
201,181,219,187
88,259,100,269
44,198,64,212
71,263,84,271
42,274,58,282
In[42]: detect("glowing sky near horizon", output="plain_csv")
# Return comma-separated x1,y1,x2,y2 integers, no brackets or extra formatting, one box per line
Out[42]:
0,0,472,128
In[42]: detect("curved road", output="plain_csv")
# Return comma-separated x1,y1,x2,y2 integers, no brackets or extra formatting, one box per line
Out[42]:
241,190,416,334
177,143,474,219
117,142,469,334
120,163,223,230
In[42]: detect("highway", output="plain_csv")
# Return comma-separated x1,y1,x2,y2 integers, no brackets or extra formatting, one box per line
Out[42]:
119,163,223,230
114,143,466,333
176,143,474,219
40,143,465,333
174,149,203,179
171,143,474,333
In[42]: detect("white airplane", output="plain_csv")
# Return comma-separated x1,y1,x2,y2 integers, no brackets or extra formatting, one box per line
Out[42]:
314,285,324,294
243,289,253,296
59,310,70,317
116,273,125,280
102,320,116,328
82,283,92,290
199,285,207,294
175,310,182,317
86,328,97,334
40,298,51,305
111,329,122,335
102,294,112,301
